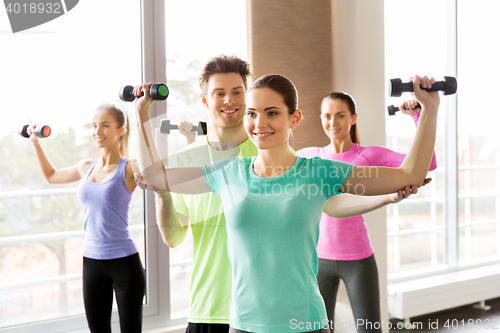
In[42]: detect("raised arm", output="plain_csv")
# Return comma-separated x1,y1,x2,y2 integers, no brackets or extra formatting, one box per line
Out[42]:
28,124,90,184
133,84,210,247
341,75,439,195
178,120,197,145
400,99,437,171
133,83,210,194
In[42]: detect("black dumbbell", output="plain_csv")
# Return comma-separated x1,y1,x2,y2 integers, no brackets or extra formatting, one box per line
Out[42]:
160,119,207,135
119,83,169,102
388,76,457,97
387,102,421,116
19,125,51,138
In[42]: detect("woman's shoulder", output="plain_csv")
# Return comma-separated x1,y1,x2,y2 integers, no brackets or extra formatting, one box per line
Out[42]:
352,144,404,166
76,158,94,175
299,156,351,168
296,146,325,158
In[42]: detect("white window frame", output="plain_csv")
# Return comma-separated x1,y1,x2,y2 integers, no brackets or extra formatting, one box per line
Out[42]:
387,0,500,284
0,2,185,332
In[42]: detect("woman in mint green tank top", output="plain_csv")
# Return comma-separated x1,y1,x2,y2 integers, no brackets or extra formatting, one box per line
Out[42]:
135,74,439,332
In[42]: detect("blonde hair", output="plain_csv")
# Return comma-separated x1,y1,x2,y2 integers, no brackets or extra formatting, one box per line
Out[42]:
96,104,130,157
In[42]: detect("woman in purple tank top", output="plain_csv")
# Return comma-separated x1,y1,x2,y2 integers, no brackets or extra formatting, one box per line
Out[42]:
298,93,437,332
28,104,145,333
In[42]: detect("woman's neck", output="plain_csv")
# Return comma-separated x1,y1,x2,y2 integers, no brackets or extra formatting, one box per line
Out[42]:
330,137,354,154
99,148,122,166
253,142,296,178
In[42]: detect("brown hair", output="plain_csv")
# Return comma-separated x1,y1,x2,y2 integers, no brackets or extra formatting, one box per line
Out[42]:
199,54,252,94
323,91,359,144
96,104,130,157
248,74,298,115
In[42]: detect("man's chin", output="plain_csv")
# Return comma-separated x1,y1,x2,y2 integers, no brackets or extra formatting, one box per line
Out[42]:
215,117,244,129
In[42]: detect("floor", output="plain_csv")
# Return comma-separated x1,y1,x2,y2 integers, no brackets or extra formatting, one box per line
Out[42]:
389,298,500,332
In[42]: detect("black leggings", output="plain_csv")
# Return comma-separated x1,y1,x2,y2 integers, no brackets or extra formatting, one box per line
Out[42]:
186,323,230,333
317,255,381,333
83,253,146,333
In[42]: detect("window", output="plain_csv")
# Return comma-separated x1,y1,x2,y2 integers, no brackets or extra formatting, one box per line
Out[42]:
0,1,144,331
457,0,500,264
385,0,500,280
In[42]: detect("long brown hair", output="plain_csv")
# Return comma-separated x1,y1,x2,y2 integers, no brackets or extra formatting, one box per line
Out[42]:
323,91,359,144
96,104,130,157
248,74,298,115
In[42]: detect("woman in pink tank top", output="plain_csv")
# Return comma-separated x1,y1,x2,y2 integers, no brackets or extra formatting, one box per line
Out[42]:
298,92,437,332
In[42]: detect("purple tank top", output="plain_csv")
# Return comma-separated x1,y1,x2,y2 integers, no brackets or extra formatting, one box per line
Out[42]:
78,158,138,260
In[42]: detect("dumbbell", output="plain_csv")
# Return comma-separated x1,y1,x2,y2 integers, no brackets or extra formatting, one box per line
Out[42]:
388,76,457,97
18,125,51,138
119,83,169,102
160,119,207,135
387,102,421,116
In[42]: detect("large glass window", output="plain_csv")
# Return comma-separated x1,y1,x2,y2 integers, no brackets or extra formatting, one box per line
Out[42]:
457,0,500,264
385,0,500,279
384,0,448,276
0,1,143,330
163,0,247,319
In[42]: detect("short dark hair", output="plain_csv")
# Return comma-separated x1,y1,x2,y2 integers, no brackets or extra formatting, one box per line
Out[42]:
199,55,252,94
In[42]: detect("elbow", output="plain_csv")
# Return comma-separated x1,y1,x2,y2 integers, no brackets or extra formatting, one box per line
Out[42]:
164,236,181,248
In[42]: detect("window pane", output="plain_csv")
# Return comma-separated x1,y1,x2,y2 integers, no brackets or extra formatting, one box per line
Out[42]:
164,0,247,319
459,223,498,262
0,1,142,327
457,0,500,264
384,0,448,276
387,232,445,274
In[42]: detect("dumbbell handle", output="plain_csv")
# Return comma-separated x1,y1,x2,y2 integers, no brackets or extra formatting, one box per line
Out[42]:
388,76,457,97
387,102,421,116
397,81,447,93
119,83,169,102
19,124,51,138
160,119,207,135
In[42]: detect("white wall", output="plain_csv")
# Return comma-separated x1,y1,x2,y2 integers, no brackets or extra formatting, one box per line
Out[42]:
331,1,388,332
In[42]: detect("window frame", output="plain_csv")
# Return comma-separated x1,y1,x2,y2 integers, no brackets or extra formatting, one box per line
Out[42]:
0,2,185,332
386,0,500,284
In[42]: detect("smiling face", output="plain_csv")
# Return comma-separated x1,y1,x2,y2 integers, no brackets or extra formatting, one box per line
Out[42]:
91,109,124,149
201,72,246,129
320,98,357,143
244,88,301,150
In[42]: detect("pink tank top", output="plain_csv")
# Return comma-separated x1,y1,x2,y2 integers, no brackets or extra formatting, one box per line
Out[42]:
297,110,437,260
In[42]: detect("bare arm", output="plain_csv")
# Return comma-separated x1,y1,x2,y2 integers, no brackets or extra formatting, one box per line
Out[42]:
155,190,189,247
325,180,430,218
178,120,196,145
341,75,439,195
28,125,90,183
133,83,210,194
132,83,209,247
